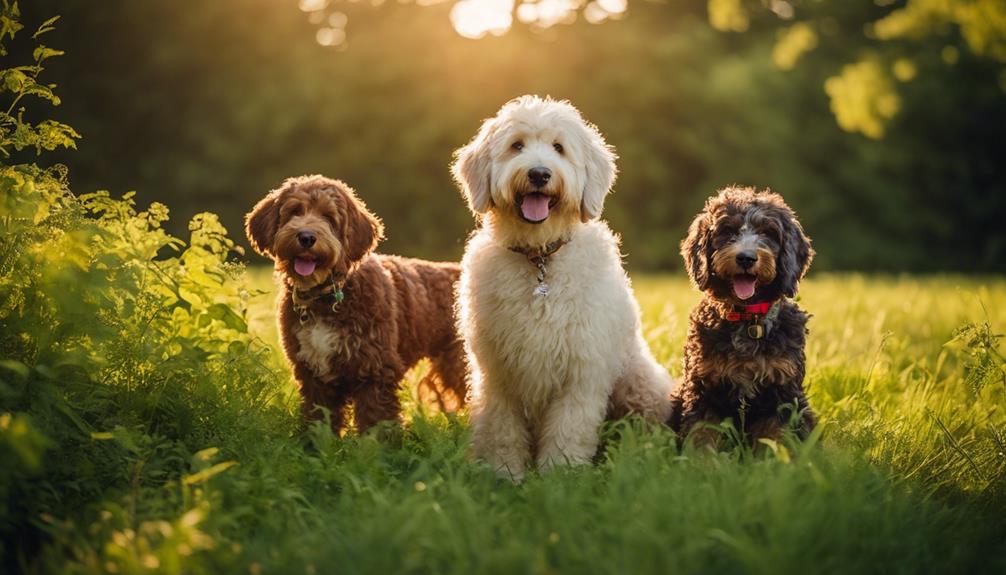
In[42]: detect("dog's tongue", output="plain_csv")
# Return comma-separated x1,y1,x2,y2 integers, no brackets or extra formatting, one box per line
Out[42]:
520,193,551,222
733,275,757,300
294,257,317,277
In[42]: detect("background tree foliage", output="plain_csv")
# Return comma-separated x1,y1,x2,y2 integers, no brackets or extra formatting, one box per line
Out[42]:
12,0,1006,272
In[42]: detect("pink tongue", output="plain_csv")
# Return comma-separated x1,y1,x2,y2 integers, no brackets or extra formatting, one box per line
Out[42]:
733,276,756,300
520,193,551,222
294,258,317,277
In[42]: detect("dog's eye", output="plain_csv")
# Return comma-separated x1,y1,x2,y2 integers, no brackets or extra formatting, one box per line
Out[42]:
511,141,524,151
712,227,735,247
766,222,783,243
289,205,304,217
553,143,563,154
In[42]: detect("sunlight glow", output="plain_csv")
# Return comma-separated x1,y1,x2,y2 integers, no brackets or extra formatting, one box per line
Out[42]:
769,0,794,20
316,26,347,46
449,0,624,37
299,0,330,12
304,0,629,43
595,0,626,16
450,0,515,39
328,12,348,28
583,2,605,23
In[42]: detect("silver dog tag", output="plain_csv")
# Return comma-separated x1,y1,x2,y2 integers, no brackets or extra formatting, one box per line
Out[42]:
534,282,549,297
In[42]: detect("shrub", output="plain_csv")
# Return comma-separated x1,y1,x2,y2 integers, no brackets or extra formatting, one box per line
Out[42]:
0,3,294,570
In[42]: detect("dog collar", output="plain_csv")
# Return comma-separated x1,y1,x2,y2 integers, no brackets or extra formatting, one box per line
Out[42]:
724,299,782,339
291,274,346,324
509,238,567,298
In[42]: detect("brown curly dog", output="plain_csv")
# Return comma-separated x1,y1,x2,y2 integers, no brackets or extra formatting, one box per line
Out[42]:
669,187,816,448
246,175,466,434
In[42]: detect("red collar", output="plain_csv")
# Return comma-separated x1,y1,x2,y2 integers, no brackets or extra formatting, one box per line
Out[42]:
724,300,777,322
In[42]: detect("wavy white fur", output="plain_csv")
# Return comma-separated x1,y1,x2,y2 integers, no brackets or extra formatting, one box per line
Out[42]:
453,95,674,480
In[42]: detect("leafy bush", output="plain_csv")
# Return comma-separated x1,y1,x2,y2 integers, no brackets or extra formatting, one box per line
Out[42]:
0,3,295,571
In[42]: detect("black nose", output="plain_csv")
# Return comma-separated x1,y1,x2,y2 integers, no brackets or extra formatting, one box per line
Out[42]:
297,231,316,248
736,251,757,269
527,166,551,188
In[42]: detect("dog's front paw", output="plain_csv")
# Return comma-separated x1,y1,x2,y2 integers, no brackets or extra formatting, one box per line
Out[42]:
487,460,525,483
536,447,593,472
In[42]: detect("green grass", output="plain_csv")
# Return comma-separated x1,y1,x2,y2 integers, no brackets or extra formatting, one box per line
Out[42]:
212,271,1006,574
21,272,1006,574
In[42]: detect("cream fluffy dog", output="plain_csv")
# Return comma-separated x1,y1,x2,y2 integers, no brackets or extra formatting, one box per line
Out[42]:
452,95,673,480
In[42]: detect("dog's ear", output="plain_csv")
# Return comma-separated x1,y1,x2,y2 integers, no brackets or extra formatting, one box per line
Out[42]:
579,120,617,222
681,210,713,290
333,181,385,263
773,198,814,297
245,189,282,257
452,118,497,215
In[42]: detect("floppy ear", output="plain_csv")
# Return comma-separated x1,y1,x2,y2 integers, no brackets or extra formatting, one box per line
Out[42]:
245,190,282,257
451,118,498,216
579,121,617,222
681,211,713,290
334,182,385,263
775,205,814,297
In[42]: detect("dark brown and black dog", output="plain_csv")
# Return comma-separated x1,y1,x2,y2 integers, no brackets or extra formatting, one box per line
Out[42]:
669,187,816,447
246,175,466,434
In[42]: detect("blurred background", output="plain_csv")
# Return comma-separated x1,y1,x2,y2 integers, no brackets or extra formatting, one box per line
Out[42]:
16,0,1006,272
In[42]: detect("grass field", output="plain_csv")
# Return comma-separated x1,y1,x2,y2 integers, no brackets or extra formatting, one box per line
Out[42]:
18,271,1006,574
228,271,1006,575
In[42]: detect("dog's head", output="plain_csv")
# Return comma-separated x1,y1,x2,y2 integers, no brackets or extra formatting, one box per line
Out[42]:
451,95,616,242
681,187,813,303
245,175,384,289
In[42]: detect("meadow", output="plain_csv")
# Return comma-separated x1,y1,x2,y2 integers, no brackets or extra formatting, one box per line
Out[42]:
9,231,1006,573
2,4,1005,573
236,271,1006,574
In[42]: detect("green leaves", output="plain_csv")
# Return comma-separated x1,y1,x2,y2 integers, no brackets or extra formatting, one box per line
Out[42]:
1,67,27,91
32,15,59,40
32,46,63,63
0,1,23,56
0,9,290,570
0,6,74,158
0,412,51,471
1,116,79,156
824,58,901,139
948,318,1006,396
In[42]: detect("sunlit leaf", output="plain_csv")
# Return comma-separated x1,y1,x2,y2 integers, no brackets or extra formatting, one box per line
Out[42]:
824,58,900,139
183,461,238,485
32,46,63,63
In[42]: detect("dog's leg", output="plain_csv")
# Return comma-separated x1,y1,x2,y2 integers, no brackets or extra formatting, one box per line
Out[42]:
747,416,784,446
685,423,724,451
747,388,816,445
778,392,816,441
299,376,351,435
609,341,675,422
536,366,613,471
421,341,468,412
796,406,817,440
352,374,403,433
675,386,725,451
470,380,532,482
352,385,401,433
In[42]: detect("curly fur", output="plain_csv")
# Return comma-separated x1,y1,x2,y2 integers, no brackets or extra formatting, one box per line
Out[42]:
669,187,816,446
453,96,674,480
246,175,466,434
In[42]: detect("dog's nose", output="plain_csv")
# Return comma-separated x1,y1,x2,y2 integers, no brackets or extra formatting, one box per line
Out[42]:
297,231,316,248
527,166,551,188
736,251,757,269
